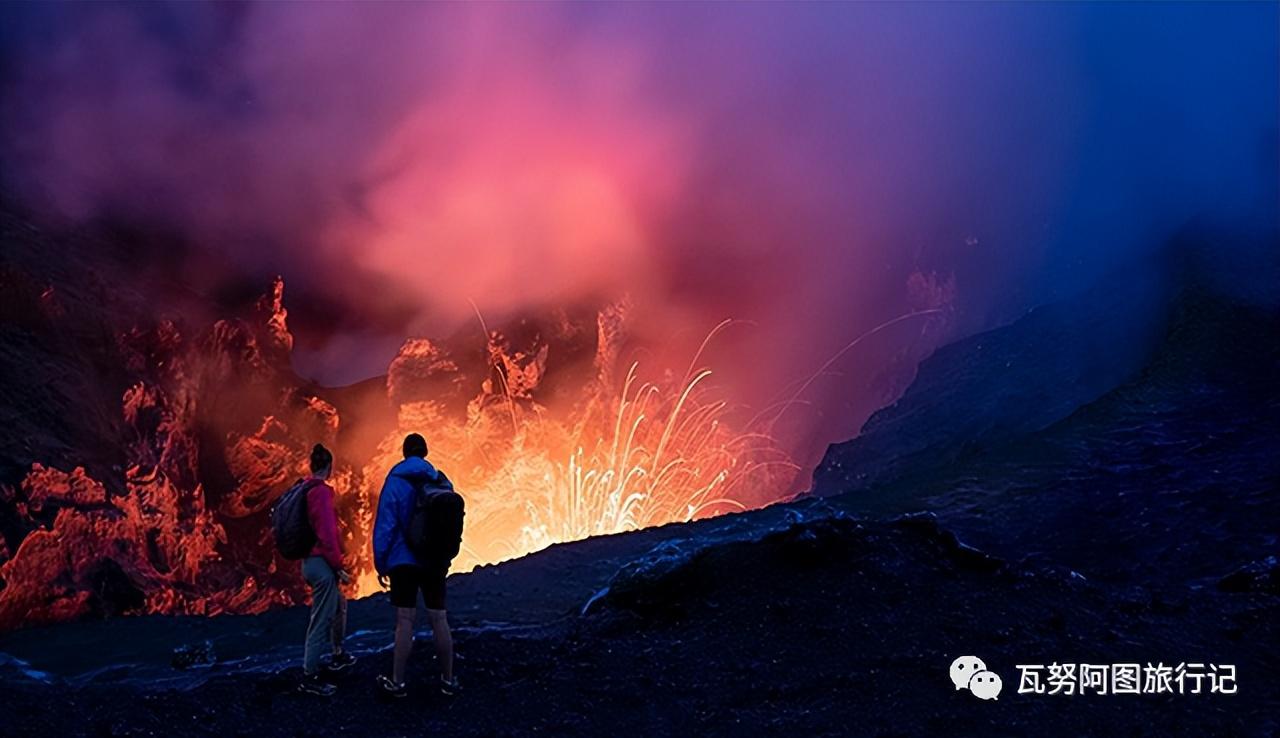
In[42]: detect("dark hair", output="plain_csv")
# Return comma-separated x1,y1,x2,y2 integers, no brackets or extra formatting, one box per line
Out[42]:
402,433,428,459
310,443,334,474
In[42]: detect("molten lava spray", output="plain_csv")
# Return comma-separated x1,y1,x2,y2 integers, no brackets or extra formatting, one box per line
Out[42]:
348,310,801,595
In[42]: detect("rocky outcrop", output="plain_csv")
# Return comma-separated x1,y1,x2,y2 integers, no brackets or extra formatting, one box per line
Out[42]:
811,260,1176,498
0,463,229,627
386,338,463,407
255,276,293,361
0,271,369,630
18,465,108,513
220,417,299,518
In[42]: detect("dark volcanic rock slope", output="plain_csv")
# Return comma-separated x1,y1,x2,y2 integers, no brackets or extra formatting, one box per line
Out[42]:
813,245,1280,589
0,509,1274,737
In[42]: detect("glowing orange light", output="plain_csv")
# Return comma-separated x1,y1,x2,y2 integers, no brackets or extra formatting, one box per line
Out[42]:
351,315,799,596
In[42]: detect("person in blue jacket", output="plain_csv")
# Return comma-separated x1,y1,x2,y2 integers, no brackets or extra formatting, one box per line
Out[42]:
372,433,460,698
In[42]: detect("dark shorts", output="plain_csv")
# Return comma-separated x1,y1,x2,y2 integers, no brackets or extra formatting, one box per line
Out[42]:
389,564,448,610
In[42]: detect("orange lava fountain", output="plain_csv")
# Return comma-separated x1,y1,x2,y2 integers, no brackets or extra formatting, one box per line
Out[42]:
352,315,798,596
0,273,939,629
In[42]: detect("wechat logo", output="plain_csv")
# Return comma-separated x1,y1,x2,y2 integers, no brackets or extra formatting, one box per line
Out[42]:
950,655,1003,701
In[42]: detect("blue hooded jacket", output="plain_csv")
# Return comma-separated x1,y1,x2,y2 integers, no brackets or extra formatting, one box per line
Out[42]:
372,456,442,573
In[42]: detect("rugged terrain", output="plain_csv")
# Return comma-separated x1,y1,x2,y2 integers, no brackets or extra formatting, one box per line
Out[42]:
814,235,1280,592
0,501,1275,737
0,202,670,628
1,210,1276,736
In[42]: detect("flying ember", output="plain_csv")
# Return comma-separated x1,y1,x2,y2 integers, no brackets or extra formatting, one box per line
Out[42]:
349,310,799,596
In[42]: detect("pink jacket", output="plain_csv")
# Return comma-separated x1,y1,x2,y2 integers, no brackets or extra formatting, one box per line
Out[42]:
306,480,344,571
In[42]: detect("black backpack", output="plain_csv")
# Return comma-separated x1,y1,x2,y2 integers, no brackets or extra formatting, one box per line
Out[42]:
271,478,322,559
405,471,465,567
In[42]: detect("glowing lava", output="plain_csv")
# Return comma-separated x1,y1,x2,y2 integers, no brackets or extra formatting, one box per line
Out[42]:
350,313,798,596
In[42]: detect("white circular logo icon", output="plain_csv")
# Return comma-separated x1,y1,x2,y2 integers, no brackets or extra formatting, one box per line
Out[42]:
949,655,1002,700
969,670,1003,700
949,655,987,691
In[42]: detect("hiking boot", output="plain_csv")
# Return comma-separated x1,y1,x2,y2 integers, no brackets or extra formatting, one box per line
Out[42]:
376,674,407,698
298,673,337,697
323,651,357,673
440,676,461,697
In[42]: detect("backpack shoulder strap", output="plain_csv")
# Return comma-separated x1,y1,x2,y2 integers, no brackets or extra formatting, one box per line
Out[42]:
295,477,324,513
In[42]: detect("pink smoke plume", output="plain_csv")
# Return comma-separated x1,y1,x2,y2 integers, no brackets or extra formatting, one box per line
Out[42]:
9,2,1267,468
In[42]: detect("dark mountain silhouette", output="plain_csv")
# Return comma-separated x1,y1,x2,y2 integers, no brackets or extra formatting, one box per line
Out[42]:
814,233,1280,587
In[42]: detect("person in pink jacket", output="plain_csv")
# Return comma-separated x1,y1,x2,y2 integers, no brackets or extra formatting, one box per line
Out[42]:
298,443,356,696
